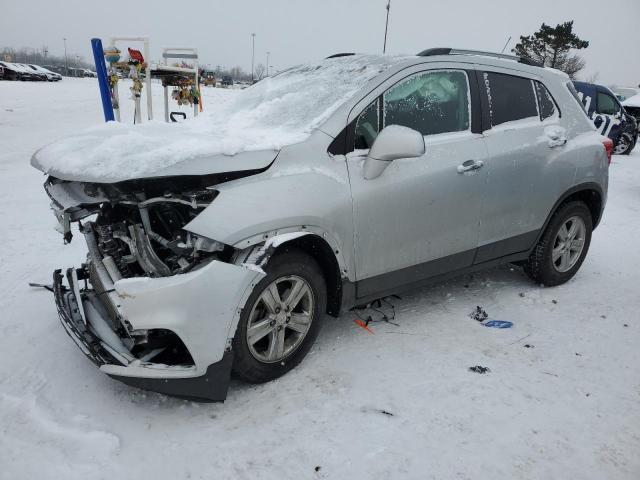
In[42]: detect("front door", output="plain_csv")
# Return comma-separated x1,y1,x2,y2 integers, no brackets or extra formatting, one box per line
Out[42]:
346,69,487,297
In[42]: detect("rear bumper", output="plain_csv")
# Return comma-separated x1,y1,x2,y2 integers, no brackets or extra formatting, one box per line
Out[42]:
52,255,264,401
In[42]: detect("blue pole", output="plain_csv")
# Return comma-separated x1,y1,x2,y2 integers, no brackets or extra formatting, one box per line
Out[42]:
91,38,115,122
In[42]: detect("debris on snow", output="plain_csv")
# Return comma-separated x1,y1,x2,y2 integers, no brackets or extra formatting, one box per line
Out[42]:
483,320,513,329
469,306,488,322
354,319,375,334
469,366,491,374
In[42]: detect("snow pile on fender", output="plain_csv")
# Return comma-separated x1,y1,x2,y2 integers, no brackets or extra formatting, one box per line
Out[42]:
32,55,408,181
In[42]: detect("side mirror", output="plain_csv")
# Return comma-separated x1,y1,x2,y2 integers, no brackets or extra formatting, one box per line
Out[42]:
363,125,425,179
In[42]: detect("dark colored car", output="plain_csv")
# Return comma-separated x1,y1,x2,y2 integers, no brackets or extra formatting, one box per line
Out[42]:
221,75,234,87
0,61,25,80
573,81,637,155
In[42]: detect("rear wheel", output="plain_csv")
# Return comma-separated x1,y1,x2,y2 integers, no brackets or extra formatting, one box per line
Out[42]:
232,250,326,383
524,202,593,286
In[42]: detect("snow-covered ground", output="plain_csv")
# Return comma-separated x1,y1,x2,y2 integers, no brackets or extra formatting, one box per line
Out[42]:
1,78,639,480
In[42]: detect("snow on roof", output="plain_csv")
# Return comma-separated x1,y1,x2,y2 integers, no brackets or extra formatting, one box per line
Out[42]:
34,54,408,181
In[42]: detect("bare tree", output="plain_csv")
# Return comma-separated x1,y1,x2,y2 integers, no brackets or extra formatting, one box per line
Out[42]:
583,71,600,84
254,63,266,80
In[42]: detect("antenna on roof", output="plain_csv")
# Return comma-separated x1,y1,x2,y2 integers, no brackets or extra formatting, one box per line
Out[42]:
500,36,512,54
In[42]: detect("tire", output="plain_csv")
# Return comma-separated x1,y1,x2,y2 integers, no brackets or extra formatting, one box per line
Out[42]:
524,201,593,286
232,250,326,383
614,132,635,156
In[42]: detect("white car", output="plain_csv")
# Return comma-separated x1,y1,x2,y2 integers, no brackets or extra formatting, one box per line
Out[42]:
611,86,639,102
622,93,640,119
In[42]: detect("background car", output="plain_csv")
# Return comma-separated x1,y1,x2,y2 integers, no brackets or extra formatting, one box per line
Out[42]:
610,86,639,102
221,75,233,87
15,63,47,81
202,70,216,86
27,64,62,81
622,93,640,125
0,61,30,80
573,81,637,155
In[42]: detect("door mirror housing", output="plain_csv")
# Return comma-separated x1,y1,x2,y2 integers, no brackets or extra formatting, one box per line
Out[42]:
363,125,425,179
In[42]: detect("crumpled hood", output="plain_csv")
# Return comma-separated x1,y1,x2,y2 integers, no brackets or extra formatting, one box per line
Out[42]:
31,120,280,183
30,54,411,184
622,93,640,108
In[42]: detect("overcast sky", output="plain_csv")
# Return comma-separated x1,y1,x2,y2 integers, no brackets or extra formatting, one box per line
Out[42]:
1,0,638,85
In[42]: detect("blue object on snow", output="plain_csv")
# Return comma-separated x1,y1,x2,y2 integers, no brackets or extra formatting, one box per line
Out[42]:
91,38,115,122
483,320,513,329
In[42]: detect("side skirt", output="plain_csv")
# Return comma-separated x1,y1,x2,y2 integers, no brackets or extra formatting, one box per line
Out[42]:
343,231,540,309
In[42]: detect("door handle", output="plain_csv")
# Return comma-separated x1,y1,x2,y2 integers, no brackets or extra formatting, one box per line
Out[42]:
457,159,484,174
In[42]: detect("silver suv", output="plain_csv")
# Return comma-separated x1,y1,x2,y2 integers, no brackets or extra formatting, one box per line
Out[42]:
33,49,610,401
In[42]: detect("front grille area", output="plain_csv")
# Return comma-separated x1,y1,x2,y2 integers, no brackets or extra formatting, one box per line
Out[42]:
625,106,640,124
87,260,120,327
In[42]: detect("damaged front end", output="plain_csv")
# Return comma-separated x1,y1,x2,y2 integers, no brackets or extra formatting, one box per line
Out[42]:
46,175,265,401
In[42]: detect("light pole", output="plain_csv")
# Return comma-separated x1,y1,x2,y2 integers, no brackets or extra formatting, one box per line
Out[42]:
63,37,68,76
75,55,80,77
251,33,256,82
266,51,270,77
383,0,391,54
43,47,48,65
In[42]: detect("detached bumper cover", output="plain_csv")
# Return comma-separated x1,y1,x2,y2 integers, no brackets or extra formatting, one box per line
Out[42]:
52,259,265,401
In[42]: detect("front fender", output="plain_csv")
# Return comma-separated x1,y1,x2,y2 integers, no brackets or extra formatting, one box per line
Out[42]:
184,162,355,280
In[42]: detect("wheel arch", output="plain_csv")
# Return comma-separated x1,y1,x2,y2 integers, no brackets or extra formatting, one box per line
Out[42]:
539,183,604,243
269,234,344,317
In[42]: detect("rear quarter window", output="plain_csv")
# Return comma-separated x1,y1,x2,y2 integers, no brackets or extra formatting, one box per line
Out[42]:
483,72,538,127
534,81,560,120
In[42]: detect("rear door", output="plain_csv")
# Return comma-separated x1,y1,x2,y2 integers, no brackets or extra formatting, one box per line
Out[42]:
475,67,573,263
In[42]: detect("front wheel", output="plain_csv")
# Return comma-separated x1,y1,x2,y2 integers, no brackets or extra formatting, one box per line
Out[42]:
232,250,326,383
524,201,593,286
613,132,636,155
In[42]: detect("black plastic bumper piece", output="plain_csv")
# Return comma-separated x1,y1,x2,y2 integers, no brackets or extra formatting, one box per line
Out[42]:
107,351,234,402
52,269,233,402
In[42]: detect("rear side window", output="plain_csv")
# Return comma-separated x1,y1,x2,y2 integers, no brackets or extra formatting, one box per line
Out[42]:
483,72,538,127
534,81,559,120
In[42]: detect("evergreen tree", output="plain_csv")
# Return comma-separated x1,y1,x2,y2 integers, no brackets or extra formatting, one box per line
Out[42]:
513,21,589,79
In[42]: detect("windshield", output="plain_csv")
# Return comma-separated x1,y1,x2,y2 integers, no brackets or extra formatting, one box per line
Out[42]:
220,54,409,136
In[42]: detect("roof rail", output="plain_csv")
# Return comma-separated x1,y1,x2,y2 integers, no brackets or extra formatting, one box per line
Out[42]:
417,48,543,68
326,53,356,59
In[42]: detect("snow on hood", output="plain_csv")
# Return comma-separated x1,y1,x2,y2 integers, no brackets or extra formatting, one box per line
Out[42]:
32,54,409,182
622,93,640,108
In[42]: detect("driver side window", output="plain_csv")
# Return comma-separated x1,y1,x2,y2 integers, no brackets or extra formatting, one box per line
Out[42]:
353,70,470,150
597,92,620,116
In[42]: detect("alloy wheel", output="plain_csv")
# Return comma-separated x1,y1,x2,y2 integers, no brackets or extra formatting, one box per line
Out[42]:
552,216,586,273
246,275,315,363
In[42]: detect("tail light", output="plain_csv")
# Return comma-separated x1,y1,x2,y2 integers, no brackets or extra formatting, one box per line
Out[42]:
602,137,613,165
